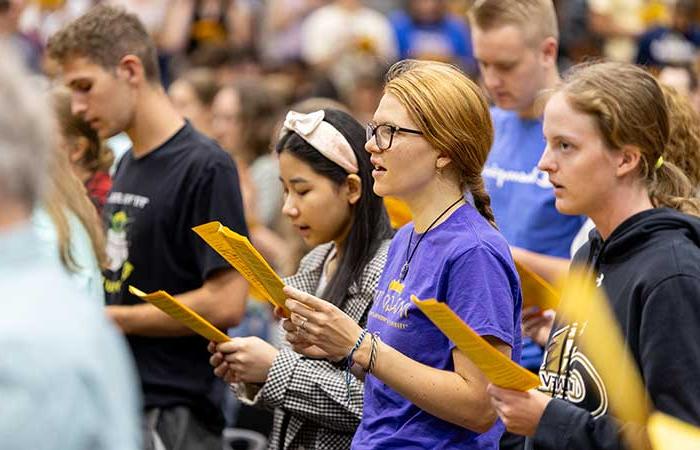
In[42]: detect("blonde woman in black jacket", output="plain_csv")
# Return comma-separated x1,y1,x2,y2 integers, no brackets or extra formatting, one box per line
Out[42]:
487,61,700,450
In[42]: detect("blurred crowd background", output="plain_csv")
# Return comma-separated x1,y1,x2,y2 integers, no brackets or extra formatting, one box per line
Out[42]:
5,0,700,279
3,0,700,445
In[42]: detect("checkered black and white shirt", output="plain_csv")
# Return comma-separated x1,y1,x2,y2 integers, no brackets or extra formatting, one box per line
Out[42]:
235,240,390,450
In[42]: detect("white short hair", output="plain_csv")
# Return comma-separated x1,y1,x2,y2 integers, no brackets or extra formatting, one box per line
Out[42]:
0,44,53,207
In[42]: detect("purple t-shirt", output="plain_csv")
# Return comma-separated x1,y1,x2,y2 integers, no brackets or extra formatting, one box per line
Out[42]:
352,204,522,450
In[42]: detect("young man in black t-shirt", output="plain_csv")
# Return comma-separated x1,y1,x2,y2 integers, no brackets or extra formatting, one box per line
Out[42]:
48,6,249,449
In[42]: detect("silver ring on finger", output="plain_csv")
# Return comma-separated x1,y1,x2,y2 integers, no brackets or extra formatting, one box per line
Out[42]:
299,317,308,334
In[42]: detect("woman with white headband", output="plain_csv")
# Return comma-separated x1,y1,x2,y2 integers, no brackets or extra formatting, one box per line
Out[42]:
209,108,393,449
281,60,523,449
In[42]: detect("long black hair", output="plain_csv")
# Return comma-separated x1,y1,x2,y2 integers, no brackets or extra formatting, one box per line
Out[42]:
276,108,393,307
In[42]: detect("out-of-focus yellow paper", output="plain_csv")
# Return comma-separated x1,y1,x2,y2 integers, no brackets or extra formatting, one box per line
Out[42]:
128,286,230,343
556,269,652,441
648,412,700,450
384,197,412,229
514,260,560,311
193,221,289,316
247,284,269,303
412,296,540,391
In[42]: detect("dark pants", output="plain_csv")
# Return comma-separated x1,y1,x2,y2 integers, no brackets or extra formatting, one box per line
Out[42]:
143,406,221,450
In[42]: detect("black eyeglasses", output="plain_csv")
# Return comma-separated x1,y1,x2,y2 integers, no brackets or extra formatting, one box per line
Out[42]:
366,121,423,150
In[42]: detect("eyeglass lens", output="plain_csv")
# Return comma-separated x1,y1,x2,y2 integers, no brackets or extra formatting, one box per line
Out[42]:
367,124,393,150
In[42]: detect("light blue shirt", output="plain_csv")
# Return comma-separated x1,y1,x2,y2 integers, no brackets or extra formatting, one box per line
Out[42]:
0,221,141,450
32,205,104,303
483,107,587,258
483,107,587,370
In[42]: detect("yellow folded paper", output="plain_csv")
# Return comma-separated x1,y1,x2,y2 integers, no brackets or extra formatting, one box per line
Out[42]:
383,197,412,229
248,284,270,303
193,221,290,316
556,269,652,448
648,412,700,450
128,286,230,343
412,295,540,391
514,260,560,311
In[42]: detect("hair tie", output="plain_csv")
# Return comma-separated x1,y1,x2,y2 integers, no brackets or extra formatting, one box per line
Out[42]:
655,156,665,171
281,110,359,174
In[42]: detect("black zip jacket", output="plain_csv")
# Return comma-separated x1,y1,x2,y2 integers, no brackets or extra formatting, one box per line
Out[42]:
526,208,700,450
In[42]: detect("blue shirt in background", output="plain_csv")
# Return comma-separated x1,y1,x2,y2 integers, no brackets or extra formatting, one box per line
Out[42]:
390,10,475,73
636,26,700,68
352,204,522,450
484,108,587,258
0,222,141,450
483,107,587,370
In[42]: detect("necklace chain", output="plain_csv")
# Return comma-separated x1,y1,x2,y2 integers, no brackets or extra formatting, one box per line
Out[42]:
399,197,463,282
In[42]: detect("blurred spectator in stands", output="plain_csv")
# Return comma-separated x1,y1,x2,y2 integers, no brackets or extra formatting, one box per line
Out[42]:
18,0,91,48
110,0,168,36
637,0,700,69
158,0,259,84
189,44,260,85
259,0,322,66
553,0,598,68
158,0,258,57
587,0,644,62
53,87,114,214
390,0,475,74
659,64,699,102
0,0,41,70
300,0,397,95
168,67,219,137
344,62,386,124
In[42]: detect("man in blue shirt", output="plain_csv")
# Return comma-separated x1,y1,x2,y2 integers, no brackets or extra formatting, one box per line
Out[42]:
469,0,586,367
0,46,140,450
390,0,476,74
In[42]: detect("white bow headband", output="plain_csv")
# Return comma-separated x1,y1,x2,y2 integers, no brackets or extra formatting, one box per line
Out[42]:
281,110,359,174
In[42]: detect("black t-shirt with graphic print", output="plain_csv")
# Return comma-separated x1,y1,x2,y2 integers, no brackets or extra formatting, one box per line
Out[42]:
103,122,247,430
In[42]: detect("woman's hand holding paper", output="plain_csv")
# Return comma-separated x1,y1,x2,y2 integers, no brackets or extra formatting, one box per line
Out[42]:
208,341,239,384
522,307,555,347
208,338,279,384
487,384,551,437
282,285,364,362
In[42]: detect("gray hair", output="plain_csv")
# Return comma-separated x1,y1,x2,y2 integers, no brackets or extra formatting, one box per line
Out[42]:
0,44,54,208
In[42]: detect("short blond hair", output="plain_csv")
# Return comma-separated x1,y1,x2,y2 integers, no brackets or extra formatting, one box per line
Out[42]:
468,0,559,45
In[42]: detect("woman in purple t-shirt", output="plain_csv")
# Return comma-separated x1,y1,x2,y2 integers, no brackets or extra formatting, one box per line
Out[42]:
280,59,523,449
